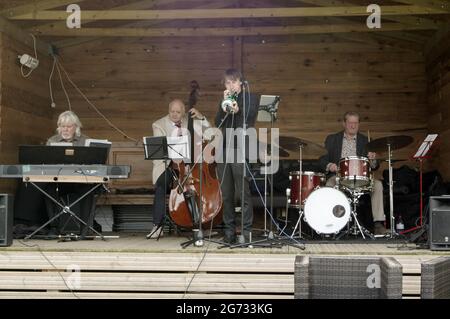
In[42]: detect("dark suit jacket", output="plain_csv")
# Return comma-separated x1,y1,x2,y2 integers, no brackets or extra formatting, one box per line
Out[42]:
319,131,378,175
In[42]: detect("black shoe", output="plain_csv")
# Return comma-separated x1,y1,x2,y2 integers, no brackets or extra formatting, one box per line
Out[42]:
47,227,58,236
223,235,236,244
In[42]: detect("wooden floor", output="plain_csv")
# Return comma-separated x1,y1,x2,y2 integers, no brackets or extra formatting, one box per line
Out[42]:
1,233,449,299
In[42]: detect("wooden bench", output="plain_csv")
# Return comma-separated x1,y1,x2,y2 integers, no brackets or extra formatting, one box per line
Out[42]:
97,193,154,206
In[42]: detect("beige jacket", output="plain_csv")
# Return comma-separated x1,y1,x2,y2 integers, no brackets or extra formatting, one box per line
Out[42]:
151,115,210,184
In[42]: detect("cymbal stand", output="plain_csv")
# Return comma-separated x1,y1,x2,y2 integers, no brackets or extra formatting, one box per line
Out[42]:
282,144,304,238
387,143,398,238
337,188,374,240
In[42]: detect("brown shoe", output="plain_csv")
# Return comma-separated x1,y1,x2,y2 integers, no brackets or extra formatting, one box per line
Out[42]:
374,222,387,235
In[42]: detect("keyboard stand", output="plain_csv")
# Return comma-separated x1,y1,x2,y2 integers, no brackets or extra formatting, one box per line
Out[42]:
24,182,105,241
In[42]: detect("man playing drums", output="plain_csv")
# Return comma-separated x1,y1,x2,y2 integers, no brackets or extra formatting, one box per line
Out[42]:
319,111,388,236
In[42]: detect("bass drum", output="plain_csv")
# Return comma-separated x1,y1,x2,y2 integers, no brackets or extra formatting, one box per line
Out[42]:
303,187,351,235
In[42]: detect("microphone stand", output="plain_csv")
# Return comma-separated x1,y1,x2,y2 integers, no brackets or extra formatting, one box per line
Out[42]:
238,84,248,245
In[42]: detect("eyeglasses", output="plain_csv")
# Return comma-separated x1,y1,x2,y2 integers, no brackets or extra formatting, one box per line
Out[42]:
59,125,75,129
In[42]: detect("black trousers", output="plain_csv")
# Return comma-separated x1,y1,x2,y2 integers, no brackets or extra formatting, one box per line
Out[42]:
153,167,174,226
217,162,253,239
44,183,96,234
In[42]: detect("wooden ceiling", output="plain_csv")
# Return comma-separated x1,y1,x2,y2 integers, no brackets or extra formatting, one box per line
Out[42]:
0,0,449,52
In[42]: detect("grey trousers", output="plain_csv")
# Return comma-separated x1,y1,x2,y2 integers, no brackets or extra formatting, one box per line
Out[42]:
326,176,385,222
217,162,253,238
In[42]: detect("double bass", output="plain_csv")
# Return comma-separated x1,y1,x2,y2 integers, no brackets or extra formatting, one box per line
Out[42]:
168,80,223,229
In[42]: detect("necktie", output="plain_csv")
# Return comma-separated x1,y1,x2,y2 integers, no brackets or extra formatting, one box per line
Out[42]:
175,122,182,136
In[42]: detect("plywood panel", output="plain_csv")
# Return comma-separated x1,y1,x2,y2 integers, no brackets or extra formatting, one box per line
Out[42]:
0,33,430,192
0,33,55,193
427,43,450,181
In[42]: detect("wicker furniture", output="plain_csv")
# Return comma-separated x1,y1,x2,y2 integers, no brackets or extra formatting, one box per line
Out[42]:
421,256,450,299
294,256,402,299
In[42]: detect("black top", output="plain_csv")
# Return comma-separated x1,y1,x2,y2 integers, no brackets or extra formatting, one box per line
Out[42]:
214,91,259,153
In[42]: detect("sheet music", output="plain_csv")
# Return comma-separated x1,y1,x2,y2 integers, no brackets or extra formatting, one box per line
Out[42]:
167,136,190,160
85,139,111,147
413,134,438,158
257,95,280,122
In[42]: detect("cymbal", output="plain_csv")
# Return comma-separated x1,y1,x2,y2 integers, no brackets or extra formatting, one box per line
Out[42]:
269,144,290,157
367,135,413,152
278,136,326,156
378,159,408,163
257,142,290,158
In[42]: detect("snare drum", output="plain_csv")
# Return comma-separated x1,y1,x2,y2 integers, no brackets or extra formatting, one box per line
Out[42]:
287,171,325,208
337,156,371,189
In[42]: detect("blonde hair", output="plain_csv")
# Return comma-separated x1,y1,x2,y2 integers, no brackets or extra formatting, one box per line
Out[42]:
343,111,360,122
56,110,82,137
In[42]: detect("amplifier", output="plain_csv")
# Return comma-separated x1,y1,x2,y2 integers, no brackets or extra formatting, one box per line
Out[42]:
429,196,450,251
0,194,13,247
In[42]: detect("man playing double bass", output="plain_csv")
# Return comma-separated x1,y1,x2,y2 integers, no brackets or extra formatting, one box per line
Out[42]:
147,99,210,239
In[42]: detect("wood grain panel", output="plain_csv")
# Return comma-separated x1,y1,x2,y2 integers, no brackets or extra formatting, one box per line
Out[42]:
0,33,55,193
427,40,450,181
0,33,431,195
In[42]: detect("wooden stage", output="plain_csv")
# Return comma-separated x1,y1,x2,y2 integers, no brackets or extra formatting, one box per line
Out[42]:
1,233,449,299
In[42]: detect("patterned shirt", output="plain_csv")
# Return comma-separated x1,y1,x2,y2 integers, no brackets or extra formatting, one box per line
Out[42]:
341,133,357,158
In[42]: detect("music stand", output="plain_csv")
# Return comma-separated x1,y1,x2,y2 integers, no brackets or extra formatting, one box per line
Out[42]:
256,95,280,238
143,136,171,239
403,134,439,237
143,136,169,161
144,135,197,241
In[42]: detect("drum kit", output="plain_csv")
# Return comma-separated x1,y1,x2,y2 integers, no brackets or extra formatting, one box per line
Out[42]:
281,134,413,240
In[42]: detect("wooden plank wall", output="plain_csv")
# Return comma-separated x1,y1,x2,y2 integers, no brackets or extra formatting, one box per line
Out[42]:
427,32,450,181
54,35,428,188
0,33,54,193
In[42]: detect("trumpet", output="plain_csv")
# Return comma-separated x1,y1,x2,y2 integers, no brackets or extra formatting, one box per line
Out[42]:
221,91,238,113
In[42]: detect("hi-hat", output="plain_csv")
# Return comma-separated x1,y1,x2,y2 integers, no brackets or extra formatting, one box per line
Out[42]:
367,135,413,152
278,136,326,156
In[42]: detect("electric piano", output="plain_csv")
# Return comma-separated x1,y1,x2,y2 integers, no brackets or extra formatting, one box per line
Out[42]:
0,164,131,183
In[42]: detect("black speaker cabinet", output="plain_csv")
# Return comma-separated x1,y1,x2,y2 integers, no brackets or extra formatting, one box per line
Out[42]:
0,194,13,247
429,196,450,251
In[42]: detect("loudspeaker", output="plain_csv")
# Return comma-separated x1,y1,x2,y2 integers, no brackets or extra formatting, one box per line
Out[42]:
0,194,14,247
429,196,450,251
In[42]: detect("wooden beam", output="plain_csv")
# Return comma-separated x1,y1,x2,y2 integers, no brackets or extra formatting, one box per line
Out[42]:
1,0,87,18
0,15,51,56
10,6,450,21
51,0,236,48
393,0,450,13
298,0,442,29
297,1,433,48
28,0,176,32
33,23,436,37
